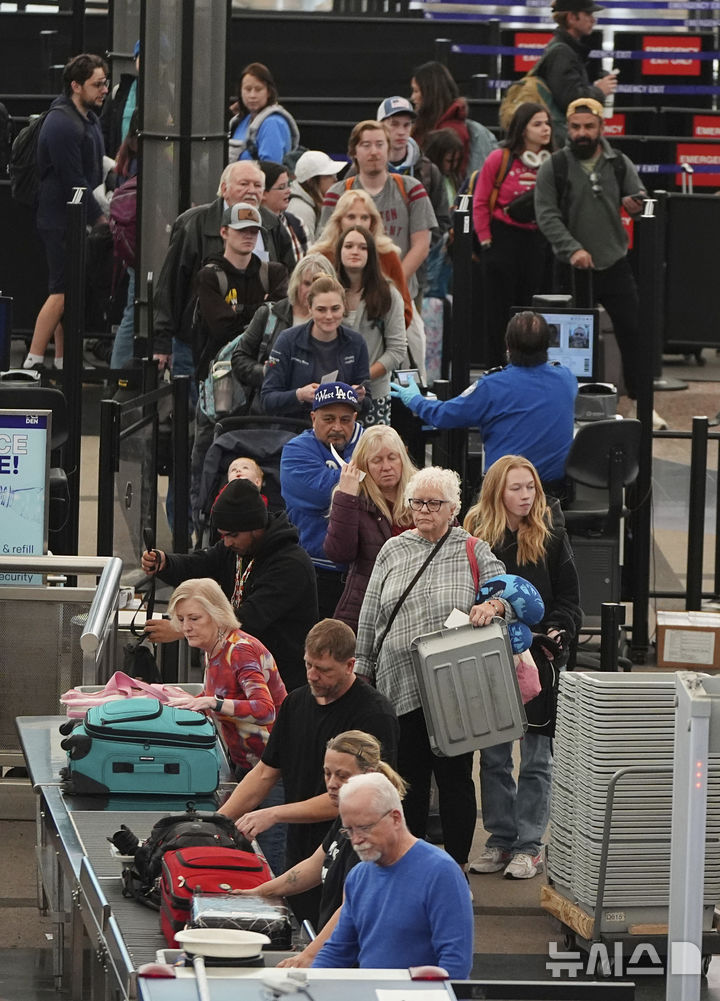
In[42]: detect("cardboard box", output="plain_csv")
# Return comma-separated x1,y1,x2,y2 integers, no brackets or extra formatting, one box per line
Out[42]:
656,610,720,669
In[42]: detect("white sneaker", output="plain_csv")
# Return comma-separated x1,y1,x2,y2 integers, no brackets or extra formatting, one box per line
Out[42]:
624,402,668,430
468,846,511,874
652,409,668,431
504,852,543,880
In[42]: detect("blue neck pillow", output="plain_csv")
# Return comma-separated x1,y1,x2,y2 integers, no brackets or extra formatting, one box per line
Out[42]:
477,573,544,654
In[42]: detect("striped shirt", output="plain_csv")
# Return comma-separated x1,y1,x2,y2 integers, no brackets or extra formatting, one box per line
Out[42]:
355,527,508,717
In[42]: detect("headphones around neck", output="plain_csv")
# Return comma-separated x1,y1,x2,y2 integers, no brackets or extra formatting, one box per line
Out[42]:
520,149,551,169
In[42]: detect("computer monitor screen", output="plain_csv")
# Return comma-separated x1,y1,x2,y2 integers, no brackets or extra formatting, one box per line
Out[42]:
511,306,599,382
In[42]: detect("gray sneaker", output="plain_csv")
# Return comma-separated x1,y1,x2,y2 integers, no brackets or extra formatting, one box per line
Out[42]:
468,846,511,874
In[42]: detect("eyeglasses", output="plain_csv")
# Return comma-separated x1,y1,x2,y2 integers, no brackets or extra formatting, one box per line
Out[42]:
589,172,602,197
408,498,450,513
339,810,392,839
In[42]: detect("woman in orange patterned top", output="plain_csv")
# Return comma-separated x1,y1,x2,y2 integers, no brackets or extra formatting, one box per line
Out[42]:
167,577,287,871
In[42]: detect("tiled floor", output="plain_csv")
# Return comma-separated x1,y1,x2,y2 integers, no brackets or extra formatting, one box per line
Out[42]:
4,348,720,998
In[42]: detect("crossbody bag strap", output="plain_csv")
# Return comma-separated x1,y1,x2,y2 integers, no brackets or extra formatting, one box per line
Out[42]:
374,527,452,658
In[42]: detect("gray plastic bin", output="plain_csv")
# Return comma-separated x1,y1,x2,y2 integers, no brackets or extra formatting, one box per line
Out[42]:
411,621,527,757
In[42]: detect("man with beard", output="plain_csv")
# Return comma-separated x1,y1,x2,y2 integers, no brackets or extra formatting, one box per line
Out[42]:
218,620,398,926
311,773,473,976
142,477,317,691
534,99,666,429
23,54,108,372
280,383,364,618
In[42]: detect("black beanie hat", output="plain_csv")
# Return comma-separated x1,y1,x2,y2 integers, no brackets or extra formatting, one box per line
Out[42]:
211,478,268,532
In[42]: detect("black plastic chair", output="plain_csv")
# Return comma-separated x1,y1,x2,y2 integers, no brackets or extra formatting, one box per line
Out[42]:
0,385,69,531
563,418,642,535
563,418,642,637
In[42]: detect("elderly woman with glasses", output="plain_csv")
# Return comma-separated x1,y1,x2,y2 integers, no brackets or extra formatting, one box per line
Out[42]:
354,465,511,875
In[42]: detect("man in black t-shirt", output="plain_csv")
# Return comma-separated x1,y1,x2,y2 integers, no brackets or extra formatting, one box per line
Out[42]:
218,619,398,924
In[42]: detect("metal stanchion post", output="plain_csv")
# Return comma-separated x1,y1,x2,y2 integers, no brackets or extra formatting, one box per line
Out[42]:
600,602,625,672
434,38,451,64
97,399,120,556
172,376,190,555
60,189,87,556
628,199,663,661
448,200,475,503
686,416,708,611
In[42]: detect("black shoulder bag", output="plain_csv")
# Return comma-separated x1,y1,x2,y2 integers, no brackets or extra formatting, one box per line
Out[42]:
372,527,452,663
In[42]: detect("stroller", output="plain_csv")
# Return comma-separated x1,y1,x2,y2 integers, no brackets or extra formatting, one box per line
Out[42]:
195,415,309,548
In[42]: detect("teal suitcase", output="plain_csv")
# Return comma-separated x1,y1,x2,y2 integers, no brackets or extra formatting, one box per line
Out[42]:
59,697,220,796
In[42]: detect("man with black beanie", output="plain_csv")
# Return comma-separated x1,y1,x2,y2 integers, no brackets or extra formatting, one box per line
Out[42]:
142,478,318,690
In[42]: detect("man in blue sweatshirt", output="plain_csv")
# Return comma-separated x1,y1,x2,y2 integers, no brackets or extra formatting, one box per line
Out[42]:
280,383,363,619
312,773,473,976
24,53,108,372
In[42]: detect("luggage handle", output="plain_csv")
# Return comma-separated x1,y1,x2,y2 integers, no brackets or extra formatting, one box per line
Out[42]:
99,699,163,725
173,851,264,873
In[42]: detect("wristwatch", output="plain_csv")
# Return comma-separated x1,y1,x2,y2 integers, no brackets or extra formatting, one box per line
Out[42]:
213,696,224,713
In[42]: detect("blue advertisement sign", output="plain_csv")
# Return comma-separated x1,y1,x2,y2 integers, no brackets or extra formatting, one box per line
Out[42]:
0,410,50,581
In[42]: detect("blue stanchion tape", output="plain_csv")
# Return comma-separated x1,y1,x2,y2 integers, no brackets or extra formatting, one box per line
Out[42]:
486,78,720,94
432,0,720,6
425,10,715,25
452,43,720,60
636,163,720,173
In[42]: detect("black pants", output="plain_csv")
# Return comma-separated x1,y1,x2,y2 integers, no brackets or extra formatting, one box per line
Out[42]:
398,707,476,866
482,221,552,368
315,567,345,622
555,256,640,399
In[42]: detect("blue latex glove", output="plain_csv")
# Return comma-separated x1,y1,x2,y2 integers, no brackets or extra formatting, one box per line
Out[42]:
390,380,421,408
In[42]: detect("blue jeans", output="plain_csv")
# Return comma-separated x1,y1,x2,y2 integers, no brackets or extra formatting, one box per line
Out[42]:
235,769,287,878
110,267,135,369
479,732,553,857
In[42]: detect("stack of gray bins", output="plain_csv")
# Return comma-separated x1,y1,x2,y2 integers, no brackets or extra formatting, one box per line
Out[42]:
548,671,720,935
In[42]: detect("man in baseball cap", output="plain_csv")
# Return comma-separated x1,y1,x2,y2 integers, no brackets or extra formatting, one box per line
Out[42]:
373,95,450,242
280,382,364,618
538,0,617,143
188,199,288,533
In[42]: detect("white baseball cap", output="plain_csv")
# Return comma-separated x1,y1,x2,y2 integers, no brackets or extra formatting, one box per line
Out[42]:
294,150,346,185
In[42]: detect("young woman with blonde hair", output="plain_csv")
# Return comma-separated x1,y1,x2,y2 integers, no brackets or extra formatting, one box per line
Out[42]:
463,454,581,881
324,425,417,632
260,273,370,417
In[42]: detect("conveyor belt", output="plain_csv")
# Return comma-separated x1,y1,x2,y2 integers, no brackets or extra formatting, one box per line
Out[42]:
70,810,172,967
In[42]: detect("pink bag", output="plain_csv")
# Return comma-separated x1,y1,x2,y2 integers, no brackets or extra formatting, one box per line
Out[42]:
60,671,189,718
513,651,542,704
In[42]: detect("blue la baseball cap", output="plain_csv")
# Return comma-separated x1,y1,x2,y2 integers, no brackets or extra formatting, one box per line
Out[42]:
312,382,361,412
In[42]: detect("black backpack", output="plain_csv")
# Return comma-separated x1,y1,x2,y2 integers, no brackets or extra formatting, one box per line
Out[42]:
9,104,74,206
114,805,253,908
